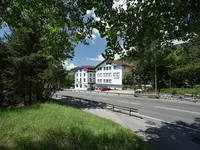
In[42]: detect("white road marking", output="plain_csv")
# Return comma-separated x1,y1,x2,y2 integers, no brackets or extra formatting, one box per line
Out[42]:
117,100,140,105
155,106,200,115
139,114,200,132
139,114,170,123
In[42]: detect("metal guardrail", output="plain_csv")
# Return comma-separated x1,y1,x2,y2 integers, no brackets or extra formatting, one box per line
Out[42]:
74,90,136,96
55,94,142,118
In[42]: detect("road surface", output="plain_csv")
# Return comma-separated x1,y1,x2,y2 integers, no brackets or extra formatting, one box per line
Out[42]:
57,90,200,127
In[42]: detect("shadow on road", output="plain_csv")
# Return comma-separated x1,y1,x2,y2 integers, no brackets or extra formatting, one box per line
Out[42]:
140,118,200,150
55,96,102,109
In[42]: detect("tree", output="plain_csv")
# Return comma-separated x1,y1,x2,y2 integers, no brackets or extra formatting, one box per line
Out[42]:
93,0,200,62
0,0,112,107
64,72,75,88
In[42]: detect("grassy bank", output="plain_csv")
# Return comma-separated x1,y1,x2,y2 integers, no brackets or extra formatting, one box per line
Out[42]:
0,103,147,150
161,88,200,95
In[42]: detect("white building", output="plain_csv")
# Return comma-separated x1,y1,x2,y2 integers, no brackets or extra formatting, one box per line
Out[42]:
95,60,131,89
74,66,96,90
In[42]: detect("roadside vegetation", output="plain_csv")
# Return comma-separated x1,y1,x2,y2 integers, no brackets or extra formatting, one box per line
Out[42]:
161,88,200,95
0,103,147,150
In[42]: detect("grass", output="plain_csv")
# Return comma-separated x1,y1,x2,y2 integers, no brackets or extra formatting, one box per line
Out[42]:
0,103,147,150
161,88,200,95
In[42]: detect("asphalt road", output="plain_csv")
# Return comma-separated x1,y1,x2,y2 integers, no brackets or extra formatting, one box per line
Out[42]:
57,90,200,130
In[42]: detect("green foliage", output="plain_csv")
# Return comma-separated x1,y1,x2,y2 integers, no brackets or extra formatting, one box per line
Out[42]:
161,88,200,95
95,0,200,60
170,64,200,87
0,0,112,107
64,72,75,88
0,103,147,150
0,28,70,107
122,74,133,85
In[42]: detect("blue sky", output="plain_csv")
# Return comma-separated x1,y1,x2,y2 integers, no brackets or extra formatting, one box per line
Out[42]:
67,35,107,67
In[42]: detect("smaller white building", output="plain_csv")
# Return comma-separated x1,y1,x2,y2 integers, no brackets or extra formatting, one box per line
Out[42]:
95,60,131,89
74,66,96,90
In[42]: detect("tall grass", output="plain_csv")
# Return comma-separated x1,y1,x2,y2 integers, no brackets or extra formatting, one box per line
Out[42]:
0,103,147,150
161,88,200,95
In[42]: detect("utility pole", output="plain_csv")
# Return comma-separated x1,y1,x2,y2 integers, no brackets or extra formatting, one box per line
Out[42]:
154,53,158,95
152,41,158,95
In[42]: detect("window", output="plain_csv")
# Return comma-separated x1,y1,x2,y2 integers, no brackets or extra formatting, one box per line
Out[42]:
80,78,82,82
84,73,85,77
80,73,82,77
90,73,92,77
109,79,112,83
84,78,86,82
76,78,78,82
113,72,120,79
76,73,78,77
80,84,82,88
104,79,106,83
104,73,106,77
109,66,111,70
98,67,102,71
114,66,120,70
76,84,78,87
97,73,102,77
93,78,95,82
93,74,95,77
90,78,92,82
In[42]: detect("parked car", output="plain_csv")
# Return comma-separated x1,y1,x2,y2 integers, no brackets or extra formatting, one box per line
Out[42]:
99,87,111,91
87,87,95,91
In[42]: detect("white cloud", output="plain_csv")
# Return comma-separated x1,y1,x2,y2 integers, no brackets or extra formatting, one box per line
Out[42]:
91,34,96,39
92,28,100,35
92,13,100,21
172,39,187,45
114,54,121,60
86,9,100,21
86,10,93,15
113,0,127,10
86,55,105,61
63,61,77,70
86,54,121,62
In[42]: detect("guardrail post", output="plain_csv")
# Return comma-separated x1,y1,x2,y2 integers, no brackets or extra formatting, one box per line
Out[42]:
112,105,114,111
101,102,104,109
129,109,131,116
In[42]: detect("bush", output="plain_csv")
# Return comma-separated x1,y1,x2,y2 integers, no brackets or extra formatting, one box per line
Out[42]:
161,88,200,95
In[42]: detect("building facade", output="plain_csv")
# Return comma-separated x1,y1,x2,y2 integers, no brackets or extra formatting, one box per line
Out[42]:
95,60,131,89
74,66,96,90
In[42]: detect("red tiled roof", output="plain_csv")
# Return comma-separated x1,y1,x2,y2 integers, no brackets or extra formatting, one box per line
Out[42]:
81,66,94,69
112,60,131,67
77,66,95,72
